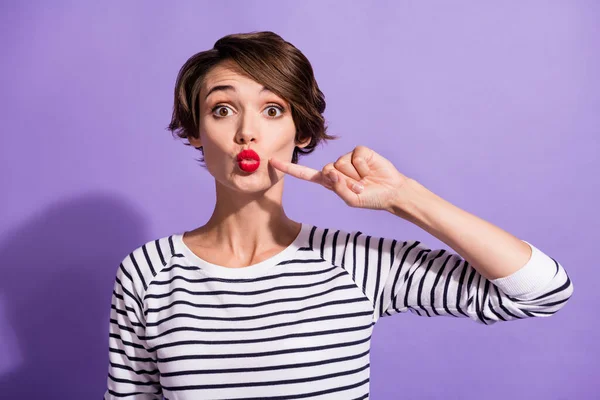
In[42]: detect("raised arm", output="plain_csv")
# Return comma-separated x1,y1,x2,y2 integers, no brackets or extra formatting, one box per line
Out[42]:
270,145,574,325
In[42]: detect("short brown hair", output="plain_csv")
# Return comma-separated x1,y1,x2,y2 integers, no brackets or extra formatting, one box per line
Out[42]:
167,31,338,166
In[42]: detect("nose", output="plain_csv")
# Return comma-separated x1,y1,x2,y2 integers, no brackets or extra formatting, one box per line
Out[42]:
235,133,255,145
235,110,259,145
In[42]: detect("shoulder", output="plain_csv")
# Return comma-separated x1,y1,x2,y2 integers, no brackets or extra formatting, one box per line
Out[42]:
306,223,419,267
304,224,355,264
308,223,397,253
114,233,181,298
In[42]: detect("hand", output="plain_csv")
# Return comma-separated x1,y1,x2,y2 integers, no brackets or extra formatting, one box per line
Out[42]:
269,145,412,212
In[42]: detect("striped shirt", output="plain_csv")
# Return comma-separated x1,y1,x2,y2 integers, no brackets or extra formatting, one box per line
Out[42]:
105,222,574,399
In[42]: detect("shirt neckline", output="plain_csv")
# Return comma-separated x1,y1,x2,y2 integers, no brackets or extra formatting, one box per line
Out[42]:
174,222,311,279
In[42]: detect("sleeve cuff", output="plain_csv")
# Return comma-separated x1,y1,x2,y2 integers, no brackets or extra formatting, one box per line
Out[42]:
490,240,558,297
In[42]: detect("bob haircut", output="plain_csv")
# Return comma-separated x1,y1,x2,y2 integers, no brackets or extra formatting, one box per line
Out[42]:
167,31,338,166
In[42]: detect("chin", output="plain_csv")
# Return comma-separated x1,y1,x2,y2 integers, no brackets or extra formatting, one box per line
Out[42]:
224,170,273,192
231,181,273,196
211,161,280,193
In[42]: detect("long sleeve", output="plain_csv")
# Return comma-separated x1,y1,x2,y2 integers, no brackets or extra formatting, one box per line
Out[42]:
331,229,574,325
104,258,163,399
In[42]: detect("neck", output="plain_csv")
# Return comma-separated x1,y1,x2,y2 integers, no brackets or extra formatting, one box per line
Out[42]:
192,177,300,257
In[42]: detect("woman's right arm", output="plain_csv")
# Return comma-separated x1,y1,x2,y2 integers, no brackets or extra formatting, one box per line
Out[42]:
104,259,162,399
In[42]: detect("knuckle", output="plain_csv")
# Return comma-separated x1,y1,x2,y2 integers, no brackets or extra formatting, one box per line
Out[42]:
333,159,347,169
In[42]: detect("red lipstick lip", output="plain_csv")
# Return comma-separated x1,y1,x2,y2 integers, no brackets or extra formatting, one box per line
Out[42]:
236,149,261,173
236,149,260,162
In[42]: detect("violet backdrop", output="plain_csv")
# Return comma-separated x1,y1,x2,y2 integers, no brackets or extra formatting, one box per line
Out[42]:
0,1,598,399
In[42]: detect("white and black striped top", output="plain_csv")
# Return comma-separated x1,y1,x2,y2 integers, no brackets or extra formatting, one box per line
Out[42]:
104,223,573,399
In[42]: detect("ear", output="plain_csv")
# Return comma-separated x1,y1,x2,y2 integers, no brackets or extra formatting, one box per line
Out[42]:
296,133,311,149
188,134,202,148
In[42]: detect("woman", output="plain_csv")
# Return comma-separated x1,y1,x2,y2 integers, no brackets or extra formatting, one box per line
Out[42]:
105,31,574,399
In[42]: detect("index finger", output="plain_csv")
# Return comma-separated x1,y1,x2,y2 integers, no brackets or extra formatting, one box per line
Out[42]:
269,158,325,185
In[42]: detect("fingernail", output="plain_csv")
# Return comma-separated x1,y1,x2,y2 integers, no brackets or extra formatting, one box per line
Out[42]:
352,183,364,193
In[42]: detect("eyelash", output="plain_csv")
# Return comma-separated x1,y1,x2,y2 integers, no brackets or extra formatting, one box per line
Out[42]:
211,103,285,119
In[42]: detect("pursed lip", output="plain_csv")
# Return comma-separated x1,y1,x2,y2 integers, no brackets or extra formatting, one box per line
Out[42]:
236,149,260,162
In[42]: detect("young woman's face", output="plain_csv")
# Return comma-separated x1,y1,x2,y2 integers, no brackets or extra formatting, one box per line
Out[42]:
190,61,307,193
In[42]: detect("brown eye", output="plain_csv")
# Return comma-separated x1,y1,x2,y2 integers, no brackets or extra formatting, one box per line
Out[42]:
263,105,283,118
212,105,232,118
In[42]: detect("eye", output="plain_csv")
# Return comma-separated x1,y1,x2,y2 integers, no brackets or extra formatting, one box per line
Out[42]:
212,105,233,118
211,104,285,119
263,104,284,119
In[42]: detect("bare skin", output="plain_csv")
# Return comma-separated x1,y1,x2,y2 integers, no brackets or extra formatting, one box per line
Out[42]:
184,60,531,279
183,60,310,268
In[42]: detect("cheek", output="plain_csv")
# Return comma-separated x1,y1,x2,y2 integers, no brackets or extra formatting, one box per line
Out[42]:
276,126,298,150
270,137,296,162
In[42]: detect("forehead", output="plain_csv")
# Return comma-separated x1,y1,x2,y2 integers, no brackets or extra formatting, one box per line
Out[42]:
200,61,288,107
201,61,259,93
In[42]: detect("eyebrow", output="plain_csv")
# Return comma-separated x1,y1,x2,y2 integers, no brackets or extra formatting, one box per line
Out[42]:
204,85,272,100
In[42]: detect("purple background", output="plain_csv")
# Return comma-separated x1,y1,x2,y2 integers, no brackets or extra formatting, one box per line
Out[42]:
1,1,598,399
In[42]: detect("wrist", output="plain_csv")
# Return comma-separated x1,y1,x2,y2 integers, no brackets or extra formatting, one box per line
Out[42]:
387,178,438,226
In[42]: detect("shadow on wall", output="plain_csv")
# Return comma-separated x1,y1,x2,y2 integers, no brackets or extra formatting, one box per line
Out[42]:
0,194,148,399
